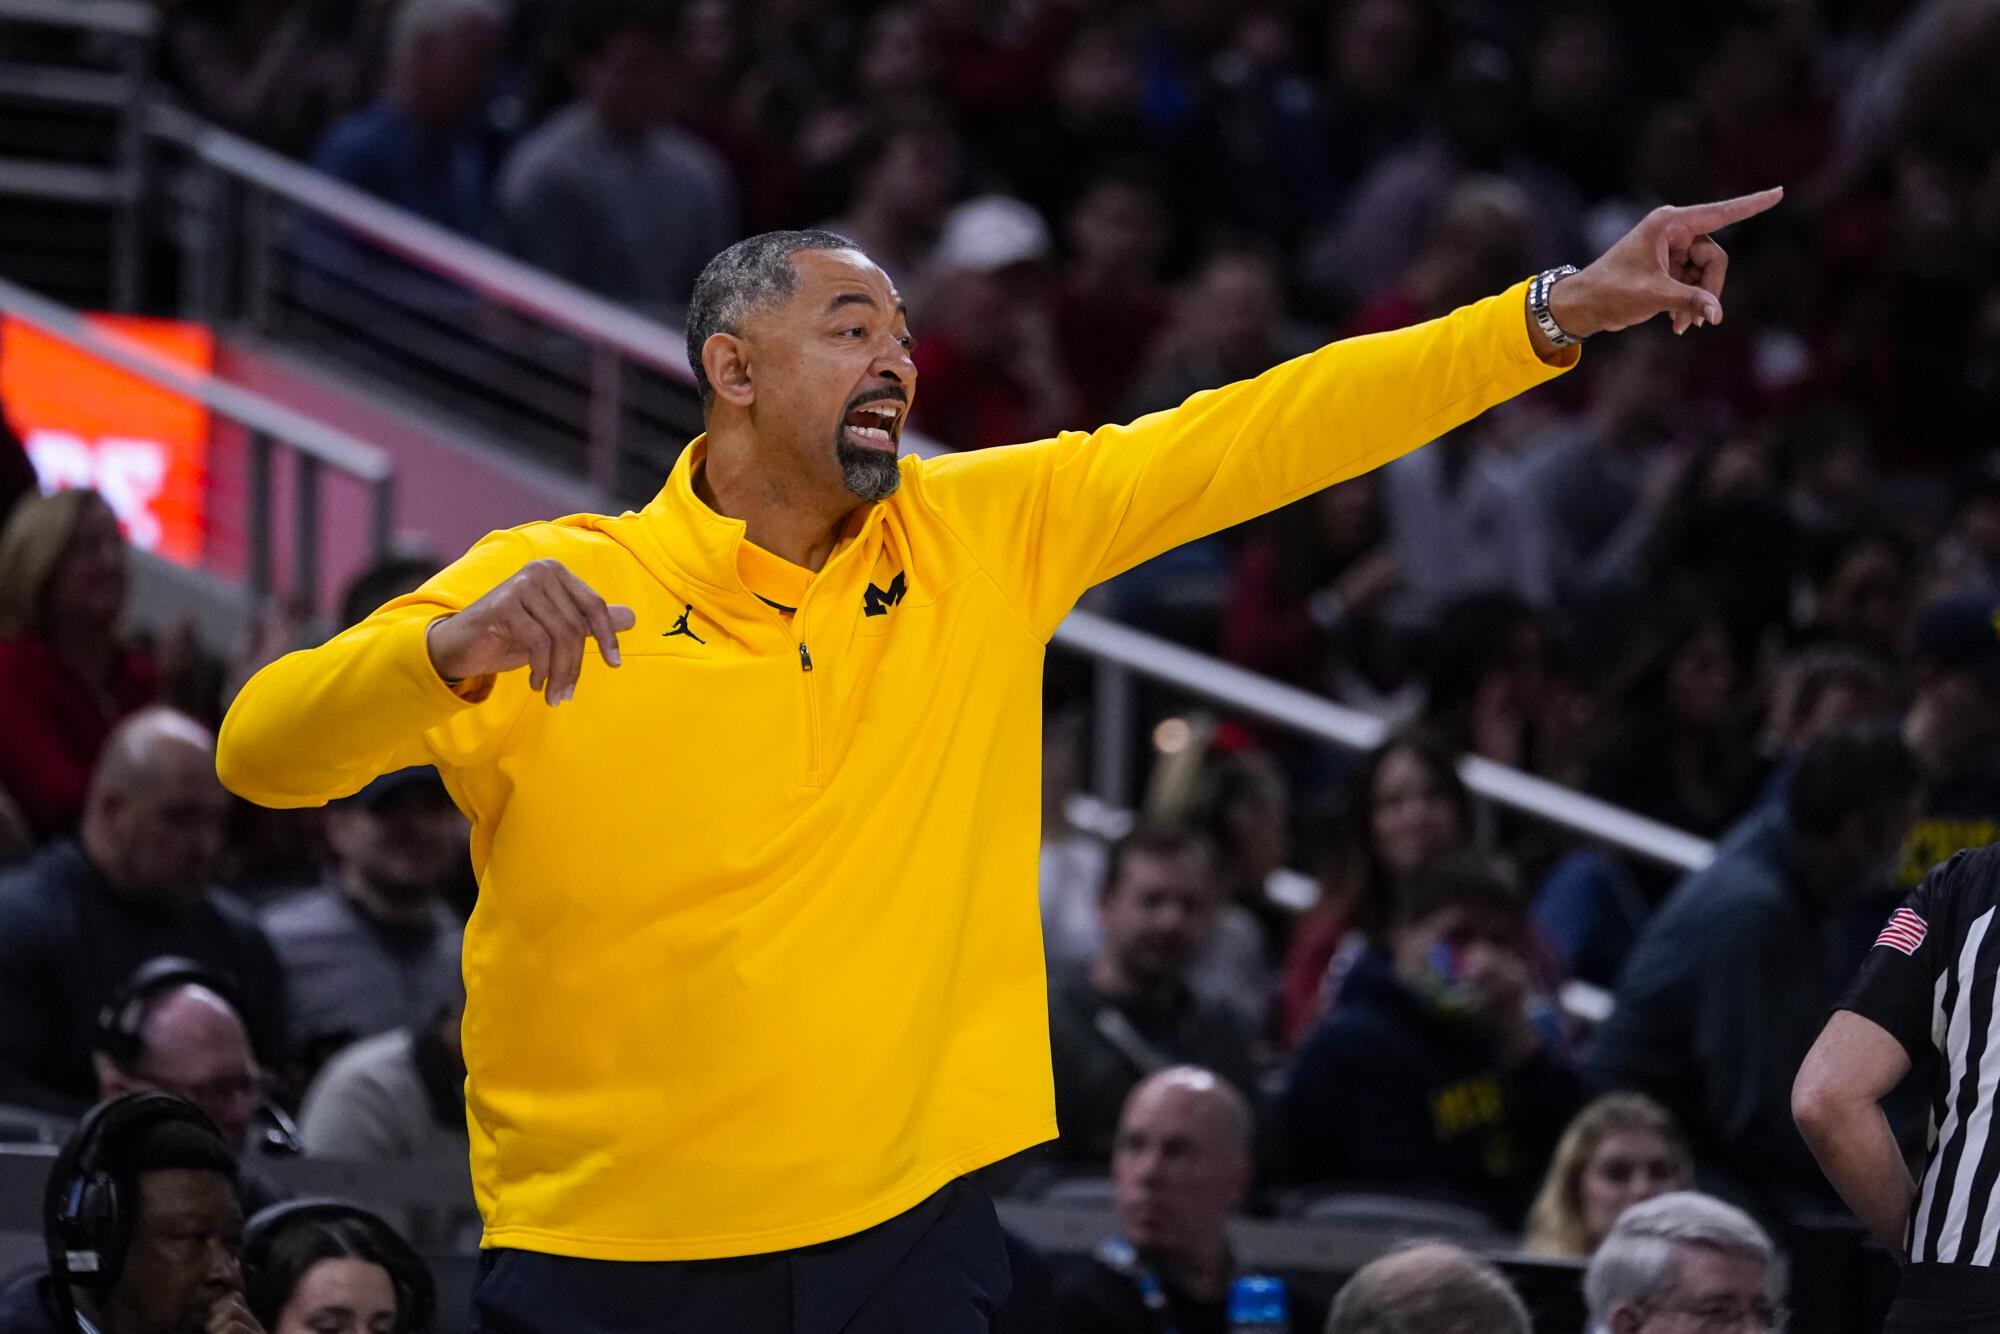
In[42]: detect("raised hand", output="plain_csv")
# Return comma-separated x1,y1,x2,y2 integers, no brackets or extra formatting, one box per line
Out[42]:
426,559,636,706
1551,187,1785,339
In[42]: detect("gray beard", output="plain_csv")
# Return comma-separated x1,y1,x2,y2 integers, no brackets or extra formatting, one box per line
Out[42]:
838,433,902,501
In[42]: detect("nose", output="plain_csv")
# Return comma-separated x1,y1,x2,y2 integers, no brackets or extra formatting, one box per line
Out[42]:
873,341,916,384
203,1239,240,1289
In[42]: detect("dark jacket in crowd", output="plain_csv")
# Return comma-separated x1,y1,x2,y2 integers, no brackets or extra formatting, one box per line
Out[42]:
1052,1253,1327,1334
0,1272,63,1334
1585,810,1851,1213
1046,964,1261,1166
1279,948,1583,1227
0,840,288,1110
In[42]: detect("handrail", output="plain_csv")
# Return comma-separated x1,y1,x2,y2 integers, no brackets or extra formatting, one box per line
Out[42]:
0,0,157,37
138,107,1713,874
148,104,696,381
0,275,391,483
1054,610,1716,873
0,275,396,610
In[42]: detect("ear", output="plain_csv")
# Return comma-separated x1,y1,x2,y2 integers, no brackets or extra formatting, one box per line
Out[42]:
1610,1305,1646,1334
702,332,756,409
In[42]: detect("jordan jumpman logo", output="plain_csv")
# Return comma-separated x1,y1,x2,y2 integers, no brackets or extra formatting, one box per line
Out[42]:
663,604,705,644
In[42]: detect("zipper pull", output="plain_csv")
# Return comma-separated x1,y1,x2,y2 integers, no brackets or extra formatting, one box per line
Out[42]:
798,642,814,672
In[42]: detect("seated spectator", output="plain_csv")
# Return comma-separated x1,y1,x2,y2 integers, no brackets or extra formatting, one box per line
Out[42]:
90,958,289,1215
1301,42,1580,312
1280,850,1583,1226
306,0,505,240
1895,593,2000,895
262,767,465,1068
1515,326,1690,608
156,0,380,158
1344,175,1533,337
93,958,265,1157
1583,1192,1780,1334
908,194,1079,450
0,1091,254,1334
0,489,159,841
1119,243,1313,421
498,1,737,319
816,109,962,288
1222,471,1402,704
1797,529,1912,662
1586,725,1920,1220
1185,747,1308,992
298,988,466,1162
1324,1242,1531,1334
1047,827,1259,1165
1280,733,1472,1047
1753,645,1897,808
242,1200,436,1334
1053,173,1172,427
1053,1066,1323,1333
0,710,287,1111
1525,1093,1693,1259
1584,598,1763,839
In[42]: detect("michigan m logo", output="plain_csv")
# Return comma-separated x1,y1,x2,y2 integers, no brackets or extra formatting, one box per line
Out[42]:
862,573,907,618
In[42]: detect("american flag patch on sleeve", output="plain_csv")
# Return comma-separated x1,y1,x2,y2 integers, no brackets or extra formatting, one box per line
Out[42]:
1875,908,1928,956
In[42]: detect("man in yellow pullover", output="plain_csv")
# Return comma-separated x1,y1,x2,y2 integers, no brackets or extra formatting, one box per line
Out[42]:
218,189,1779,1331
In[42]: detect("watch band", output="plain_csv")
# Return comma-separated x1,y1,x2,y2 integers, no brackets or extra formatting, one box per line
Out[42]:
1529,264,1586,348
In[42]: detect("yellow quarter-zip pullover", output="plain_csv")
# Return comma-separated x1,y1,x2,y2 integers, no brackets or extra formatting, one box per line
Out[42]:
217,281,1575,1260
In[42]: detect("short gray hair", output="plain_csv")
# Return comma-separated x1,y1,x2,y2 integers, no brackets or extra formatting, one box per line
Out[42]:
1584,1192,1775,1323
390,0,506,77
1325,1242,1530,1334
684,230,863,408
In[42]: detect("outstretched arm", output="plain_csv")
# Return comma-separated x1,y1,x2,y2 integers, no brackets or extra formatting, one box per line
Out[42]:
917,190,1783,639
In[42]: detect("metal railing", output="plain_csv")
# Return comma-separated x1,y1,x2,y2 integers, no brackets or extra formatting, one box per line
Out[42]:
147,104,703,502
1057,612,1714,871
0,274,395,612
125,110,1713,872
0,0,155,310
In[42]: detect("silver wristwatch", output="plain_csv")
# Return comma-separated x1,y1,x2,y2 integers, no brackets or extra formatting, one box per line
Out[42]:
1528,265,1586,347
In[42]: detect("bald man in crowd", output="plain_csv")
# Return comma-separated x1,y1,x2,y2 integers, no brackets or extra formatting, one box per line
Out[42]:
0,708,287,1111
1055,1065,1325,1332
95,973,264,1154
1325,1243,1531,1334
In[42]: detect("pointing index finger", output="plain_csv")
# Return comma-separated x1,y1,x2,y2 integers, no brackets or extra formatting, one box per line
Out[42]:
1672,187,1784,234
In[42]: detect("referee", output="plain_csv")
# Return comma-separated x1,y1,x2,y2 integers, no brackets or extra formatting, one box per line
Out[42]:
1798,844,2000,1332
218,190,1778,1332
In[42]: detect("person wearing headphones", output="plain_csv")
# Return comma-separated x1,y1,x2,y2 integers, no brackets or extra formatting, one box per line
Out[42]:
240,1201,436,1334
90,957,300,1217
0,1090,262,1334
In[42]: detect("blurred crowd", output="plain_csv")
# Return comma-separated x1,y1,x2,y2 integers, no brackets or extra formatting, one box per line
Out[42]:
2,0,1999,1327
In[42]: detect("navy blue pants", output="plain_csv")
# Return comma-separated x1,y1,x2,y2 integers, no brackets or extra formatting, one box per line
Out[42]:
470,1180,1012,1333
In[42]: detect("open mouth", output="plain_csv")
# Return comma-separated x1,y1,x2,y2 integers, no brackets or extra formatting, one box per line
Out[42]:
842,398,903,450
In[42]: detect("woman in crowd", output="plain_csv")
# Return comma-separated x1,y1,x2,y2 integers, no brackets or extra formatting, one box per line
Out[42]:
243,1200,436,1334
1524,1092,1692,1258
0,489,159,841
1278,732,1472,1047
1584,597,1763,840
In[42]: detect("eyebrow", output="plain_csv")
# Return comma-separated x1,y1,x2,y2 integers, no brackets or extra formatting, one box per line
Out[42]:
826,293,909,321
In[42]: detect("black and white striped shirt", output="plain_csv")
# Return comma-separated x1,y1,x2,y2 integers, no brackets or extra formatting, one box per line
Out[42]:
1841,845,2000,1265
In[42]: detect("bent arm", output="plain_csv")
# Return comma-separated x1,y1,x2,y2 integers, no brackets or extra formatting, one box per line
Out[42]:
917,279,1577,637
217,530,530,808
1793,1009,1916,1257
